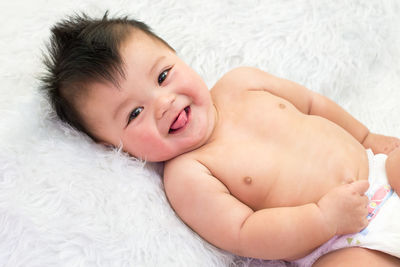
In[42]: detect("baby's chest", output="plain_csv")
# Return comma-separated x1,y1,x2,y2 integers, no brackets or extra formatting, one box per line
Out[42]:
202,91,321,209
199,138,282,210
217,89,303,141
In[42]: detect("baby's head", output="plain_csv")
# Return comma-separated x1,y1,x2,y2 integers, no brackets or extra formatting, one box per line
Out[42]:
41,13,216,162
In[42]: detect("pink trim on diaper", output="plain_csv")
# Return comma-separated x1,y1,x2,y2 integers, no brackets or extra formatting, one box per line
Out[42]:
367,185,392,221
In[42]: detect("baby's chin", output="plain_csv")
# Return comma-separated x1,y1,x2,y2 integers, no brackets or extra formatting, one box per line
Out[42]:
128,137,208,162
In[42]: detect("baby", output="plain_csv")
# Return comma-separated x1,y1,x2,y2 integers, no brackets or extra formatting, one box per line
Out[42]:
41,13,400,266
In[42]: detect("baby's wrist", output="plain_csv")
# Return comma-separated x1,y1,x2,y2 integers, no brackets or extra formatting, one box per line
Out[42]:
315,202,337,237
360,130,371,146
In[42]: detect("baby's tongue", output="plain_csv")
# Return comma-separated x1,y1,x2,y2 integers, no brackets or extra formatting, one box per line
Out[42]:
170,110,188,130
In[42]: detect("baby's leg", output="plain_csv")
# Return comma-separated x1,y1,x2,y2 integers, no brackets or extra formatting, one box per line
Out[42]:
386,147,400,195
313,247,400,267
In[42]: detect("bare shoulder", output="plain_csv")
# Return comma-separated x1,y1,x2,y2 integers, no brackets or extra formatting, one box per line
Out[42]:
211,66,276,96
163,154,229,214
211,66,312,113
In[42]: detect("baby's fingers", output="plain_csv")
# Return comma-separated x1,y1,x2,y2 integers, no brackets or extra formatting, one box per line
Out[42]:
362,195,369,207
350,180,370,195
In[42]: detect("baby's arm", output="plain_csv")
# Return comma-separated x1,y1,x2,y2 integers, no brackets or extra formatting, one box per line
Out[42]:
164,158,369,260
362,133,400,155
304,90,400,154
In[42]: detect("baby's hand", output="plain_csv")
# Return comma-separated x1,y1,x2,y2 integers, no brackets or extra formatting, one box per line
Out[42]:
362,132,400,155
317,180,369,236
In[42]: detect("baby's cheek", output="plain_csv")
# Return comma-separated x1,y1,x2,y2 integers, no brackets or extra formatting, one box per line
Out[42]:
136,133,171,161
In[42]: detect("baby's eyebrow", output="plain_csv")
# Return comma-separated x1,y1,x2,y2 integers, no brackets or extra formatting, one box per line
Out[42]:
148,56,166,76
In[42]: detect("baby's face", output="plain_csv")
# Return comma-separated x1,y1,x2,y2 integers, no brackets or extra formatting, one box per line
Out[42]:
80,31,216,161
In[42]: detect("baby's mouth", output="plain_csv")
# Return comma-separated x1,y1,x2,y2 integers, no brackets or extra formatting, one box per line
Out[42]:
169,106,190,134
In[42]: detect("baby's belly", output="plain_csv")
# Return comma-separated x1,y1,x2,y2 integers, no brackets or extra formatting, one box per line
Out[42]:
261,145,369,208
202,117,369,210
234,153,367,210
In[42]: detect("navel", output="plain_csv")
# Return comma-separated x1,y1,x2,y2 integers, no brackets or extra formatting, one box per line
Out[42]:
341,177,355,185
243,176,252,185
279,103,286,109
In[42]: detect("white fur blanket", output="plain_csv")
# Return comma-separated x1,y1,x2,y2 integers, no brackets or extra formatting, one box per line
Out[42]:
1,0,399,266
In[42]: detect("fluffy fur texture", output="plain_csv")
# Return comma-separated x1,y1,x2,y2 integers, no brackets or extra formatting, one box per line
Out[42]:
0,0,399,266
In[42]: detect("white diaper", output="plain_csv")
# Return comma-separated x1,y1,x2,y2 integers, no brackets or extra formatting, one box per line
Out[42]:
293,149,400,267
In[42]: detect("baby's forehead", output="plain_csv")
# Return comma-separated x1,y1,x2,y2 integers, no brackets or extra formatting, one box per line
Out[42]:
121,29,175,57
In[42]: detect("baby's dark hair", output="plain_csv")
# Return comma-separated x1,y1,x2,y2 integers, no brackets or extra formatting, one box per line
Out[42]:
41,12,174,141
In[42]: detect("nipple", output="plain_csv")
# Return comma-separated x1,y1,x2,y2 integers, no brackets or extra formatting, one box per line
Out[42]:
279,103,286,109
243,176,252,185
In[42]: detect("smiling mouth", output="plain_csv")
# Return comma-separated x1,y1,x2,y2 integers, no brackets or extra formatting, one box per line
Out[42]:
169,106,190,134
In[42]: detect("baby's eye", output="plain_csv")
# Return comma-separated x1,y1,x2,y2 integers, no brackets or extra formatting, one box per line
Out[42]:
158,68,170,85
127,107,143,124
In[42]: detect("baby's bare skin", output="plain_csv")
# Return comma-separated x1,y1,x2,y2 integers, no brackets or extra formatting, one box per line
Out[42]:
164,67,399,260
194,75,368,209
80,32,400,263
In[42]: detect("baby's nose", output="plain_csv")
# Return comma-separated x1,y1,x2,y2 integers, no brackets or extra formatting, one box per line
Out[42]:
155,94,176,119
